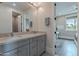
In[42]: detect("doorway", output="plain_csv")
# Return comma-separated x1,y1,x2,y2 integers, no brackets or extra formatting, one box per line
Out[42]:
12,11,21,32
55,2,77,56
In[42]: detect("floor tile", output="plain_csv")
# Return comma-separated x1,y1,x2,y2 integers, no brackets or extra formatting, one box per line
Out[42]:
55,39,77,56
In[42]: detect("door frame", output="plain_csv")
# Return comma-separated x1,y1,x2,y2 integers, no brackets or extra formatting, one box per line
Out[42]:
77,2,79,56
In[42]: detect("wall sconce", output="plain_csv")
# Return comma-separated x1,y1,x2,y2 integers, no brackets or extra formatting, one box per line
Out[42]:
45,17,51,26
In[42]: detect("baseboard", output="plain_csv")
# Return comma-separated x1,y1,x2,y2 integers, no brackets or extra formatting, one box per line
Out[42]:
58,36,74,40
58,37,74,41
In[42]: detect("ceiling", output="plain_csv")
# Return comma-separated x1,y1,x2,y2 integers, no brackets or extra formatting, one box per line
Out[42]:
56,2,78,16
0,2,78,16
0,2,31,12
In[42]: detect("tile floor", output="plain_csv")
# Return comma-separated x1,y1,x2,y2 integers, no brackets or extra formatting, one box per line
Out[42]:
42,39,77,56
55,39,77,56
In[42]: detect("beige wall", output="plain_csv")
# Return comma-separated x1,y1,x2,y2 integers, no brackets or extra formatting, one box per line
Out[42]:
0,4,22,33
0,5,12,34
23,2,56,55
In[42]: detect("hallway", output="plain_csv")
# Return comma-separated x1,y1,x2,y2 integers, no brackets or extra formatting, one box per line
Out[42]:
55,39,77,56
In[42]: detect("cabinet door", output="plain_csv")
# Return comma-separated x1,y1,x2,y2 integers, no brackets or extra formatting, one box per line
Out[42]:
17,39,29,47
41,35,46,52
38,35,46,55
17,45,29,56
3,49,17,56
4,41,18,53
30,47,37,56
29,38,38,56
38,38,43,55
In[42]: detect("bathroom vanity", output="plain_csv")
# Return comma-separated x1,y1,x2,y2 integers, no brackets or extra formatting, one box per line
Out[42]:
0,32,46,56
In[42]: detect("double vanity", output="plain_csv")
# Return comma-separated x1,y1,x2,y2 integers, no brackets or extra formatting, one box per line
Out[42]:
0,32,46,56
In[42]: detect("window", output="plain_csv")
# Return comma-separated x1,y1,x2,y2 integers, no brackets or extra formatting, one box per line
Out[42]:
66,16,77,31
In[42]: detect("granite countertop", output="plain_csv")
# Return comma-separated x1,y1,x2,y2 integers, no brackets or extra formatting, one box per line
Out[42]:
0,33,46,45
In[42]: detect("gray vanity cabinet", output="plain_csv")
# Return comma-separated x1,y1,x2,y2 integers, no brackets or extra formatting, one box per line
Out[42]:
17,45,29,56
3,42,18,53
3,49,17,56
2,41,18,56
17,39,29,56
38,37,43,55
38,35,46,55
29,38,38,56
3,38,30,56
41,35,46,52
0,34,46,56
